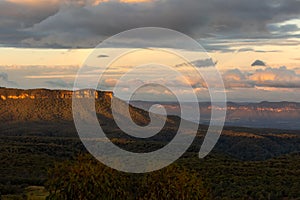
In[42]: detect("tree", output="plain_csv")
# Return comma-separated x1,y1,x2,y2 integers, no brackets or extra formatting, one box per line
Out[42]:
46,154,210,200
46,154,130,200
138,165,210,200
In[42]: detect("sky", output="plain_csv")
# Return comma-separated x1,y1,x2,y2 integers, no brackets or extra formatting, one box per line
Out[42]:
0,0,300,102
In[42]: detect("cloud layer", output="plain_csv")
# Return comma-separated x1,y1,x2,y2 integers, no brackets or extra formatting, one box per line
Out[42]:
224,66,300,89
1,0,300,48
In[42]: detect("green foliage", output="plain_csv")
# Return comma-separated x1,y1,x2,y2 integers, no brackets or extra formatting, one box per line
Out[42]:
137,165,210,200
0,135,84,195
46,155,131,200
180,152,300,200
45,154,209,200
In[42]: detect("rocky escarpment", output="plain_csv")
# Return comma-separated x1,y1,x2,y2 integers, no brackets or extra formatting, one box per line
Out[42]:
0,87,113,101
0,88,168,127
0,88,179,141
0,88,115,123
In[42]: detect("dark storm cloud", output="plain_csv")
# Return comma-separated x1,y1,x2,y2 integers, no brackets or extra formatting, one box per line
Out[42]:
0,0,60,47
252,60,267,67
0,0,300,48
98,54,109,58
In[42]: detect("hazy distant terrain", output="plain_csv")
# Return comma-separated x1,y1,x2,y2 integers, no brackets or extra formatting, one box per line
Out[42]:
131,101,300,130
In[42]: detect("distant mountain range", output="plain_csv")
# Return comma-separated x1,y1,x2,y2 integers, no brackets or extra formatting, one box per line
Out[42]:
131,101,300,130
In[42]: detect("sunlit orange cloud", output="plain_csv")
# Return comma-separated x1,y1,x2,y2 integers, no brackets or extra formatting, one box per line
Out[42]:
119,0,153,3
92,0,109,5
250,73,277,82
224,73,243,81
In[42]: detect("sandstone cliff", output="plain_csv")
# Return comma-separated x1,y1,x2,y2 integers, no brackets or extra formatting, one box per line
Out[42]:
0,87,113,101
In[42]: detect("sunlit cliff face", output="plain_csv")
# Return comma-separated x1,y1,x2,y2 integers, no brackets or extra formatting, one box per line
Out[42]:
0,89,113,101
1,94,35,100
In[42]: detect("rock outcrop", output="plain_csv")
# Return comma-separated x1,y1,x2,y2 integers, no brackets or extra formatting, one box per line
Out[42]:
0,88,113,101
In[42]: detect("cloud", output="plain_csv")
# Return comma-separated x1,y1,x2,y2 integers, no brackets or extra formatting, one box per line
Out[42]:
249,66,300,88
1,0,300,48
103,78,118,87
235,48,281,53
268,24,299,33
201,38,300,53
0,72,18,88
251,60,266,67
223,66,300,89
98,54,109,58
96,65,300,92
119,0,152,3
45,79,73,88
175,58,216,68
0,0,60,46
223,69,254,88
